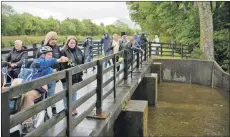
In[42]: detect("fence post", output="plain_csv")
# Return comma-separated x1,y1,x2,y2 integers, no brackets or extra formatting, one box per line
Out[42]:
149,42,151,59
1,91,10,137
140,49,143,68
181,44,184,59
172,43,174,57
96,59,103,115
113,54,116,98
131,48,134,78
97,42,100,56
124,50,128,80
137,51,140,69
32,43,37,58
144,43,147,61
160,43,163,57
66,70,73,137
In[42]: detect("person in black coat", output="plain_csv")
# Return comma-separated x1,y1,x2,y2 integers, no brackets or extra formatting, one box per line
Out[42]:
6,40,28,82
60,36,84,116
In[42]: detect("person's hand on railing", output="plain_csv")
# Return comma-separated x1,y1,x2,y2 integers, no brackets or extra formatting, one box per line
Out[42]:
52,69,57,73
10,63,17,68
57,56,69,63
42,85,48,92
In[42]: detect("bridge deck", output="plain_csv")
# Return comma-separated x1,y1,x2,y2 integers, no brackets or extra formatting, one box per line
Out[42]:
42,61,150,136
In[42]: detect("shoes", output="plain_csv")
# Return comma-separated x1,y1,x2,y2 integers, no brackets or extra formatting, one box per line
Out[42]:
52,107,57,115
92,67,96,71
22,122,35,134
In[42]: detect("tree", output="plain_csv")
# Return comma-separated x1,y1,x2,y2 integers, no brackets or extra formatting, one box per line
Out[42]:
198,2,214,60
2,3,15,16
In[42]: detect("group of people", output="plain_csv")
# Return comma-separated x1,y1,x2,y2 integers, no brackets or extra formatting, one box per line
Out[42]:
2,31,148,133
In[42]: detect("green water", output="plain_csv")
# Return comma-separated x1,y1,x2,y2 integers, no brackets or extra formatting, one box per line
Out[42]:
148,82,229,137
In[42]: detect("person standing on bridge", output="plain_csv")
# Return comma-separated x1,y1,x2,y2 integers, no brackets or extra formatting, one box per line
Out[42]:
153,35,160,55
108,33,122,72
83,36,96,73
140,33,148,50
36,31,62,116
5,40,28,83
60,36,84,116
101,32,112,68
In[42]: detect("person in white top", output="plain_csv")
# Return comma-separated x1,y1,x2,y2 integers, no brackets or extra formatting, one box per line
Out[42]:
153,35,160,55
108,34,122,71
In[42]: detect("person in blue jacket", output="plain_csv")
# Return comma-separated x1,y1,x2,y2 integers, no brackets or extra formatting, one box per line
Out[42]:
100,32,112,68
20,46,68,133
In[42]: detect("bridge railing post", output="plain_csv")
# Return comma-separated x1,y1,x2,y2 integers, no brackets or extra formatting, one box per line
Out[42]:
1,91,10,137
144,42,147,61
97,42,100,56
140,48,143,68
113,54,116,98
137,51,140,69
149,42,151,59
160,43,163,57
131,48,134,78
66,70,73,137
172,43,174,57
96,59,103,115
181,44,184,59
124,50,128,80
32,43,37,58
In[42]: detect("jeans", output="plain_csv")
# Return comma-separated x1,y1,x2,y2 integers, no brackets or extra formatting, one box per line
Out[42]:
47,81,56,108
104,50,111,67
85,55,92,63
62,82,77,108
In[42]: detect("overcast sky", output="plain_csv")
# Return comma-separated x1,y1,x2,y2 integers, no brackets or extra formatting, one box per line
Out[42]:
3,2,133,26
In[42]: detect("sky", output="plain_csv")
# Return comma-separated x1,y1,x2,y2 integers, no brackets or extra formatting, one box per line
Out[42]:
3,2,139,28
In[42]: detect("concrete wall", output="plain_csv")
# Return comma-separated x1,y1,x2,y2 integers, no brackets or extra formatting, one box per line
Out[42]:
152,59,230,92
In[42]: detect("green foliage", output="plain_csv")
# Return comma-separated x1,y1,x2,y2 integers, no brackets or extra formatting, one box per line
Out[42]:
1,4,139,38
127,1,229,71
190,47,205,59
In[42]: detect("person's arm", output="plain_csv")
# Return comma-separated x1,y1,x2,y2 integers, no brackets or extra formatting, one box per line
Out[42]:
6,50,12,62
100,38,104,45
15,51,28,67
83,41,87,47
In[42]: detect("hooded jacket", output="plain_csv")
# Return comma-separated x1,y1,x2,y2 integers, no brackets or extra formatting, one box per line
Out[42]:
6,46,28,70
83,37,93,57
60,36,84,84
100,33,111,53
133,34,141,45
140,33,148,45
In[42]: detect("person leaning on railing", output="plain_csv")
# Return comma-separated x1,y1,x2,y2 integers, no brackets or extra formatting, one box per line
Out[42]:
35,31,62,115
19,46,68,133
60,36,85,116
5,40,28,83
83,36,96,73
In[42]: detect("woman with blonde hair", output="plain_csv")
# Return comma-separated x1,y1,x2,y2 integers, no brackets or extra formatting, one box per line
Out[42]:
108,33,122,71
60,36,84,116
36,31,62,116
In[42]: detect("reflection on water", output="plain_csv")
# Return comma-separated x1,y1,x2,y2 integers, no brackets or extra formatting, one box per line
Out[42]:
148,82,229,137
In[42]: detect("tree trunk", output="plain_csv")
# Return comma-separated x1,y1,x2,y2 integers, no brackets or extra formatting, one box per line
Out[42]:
198,2,214,60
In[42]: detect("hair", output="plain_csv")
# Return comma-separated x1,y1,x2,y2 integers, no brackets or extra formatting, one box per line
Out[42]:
113,34,118,41
15,40,23,45
64,36,78,49
44,31,58,46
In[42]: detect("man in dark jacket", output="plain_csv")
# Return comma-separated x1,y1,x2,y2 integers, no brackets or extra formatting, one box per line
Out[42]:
83,36,96,73
140,33,148,49
101,32,112,68
6,40,28,82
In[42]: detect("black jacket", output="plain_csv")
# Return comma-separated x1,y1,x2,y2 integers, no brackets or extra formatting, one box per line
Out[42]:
6,46,28,70
60,46,84,84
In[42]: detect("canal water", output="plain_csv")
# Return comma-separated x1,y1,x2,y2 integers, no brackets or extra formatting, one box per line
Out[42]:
148,82,229,136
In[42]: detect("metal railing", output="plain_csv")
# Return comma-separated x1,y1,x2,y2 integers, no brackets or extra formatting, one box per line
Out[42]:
148,42,191,58
1,43,149,137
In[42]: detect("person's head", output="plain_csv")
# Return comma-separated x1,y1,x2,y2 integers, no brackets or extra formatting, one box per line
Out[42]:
65,36,78,49
113,34,118,41
104,33,109,38
14,40,23,51
39,46,53,59
133,34,138,39
130,38,135,45
155,35,159,39
44,31,58,46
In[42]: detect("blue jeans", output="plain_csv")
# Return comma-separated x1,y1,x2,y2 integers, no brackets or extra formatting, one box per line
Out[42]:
47,81,56,108
62,82,77,108
85,55,92,63
104,50,111,67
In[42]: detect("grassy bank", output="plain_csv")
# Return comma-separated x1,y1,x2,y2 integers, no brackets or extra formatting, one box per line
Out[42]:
1,35,102,48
